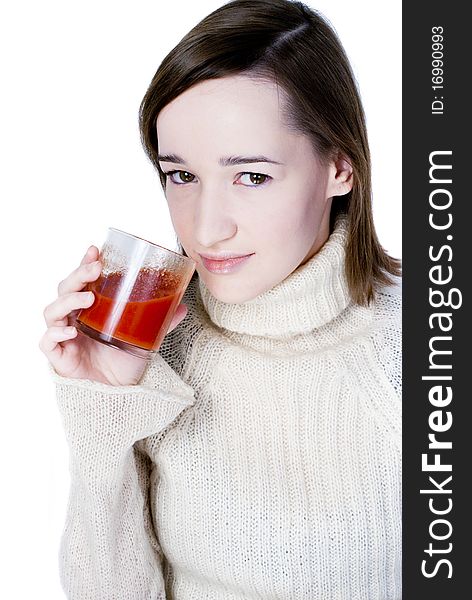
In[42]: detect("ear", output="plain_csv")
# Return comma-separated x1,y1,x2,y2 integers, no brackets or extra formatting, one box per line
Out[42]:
326,152,353,198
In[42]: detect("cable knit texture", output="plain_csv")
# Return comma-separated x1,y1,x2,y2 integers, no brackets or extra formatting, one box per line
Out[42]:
51,214,402,600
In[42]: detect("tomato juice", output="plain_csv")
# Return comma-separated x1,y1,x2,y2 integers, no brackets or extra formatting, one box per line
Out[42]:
77,267,183,354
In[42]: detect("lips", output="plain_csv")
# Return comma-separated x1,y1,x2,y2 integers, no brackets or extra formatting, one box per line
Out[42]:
200,253,254,274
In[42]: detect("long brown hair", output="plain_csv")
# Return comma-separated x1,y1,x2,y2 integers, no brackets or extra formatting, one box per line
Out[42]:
139,0,401,306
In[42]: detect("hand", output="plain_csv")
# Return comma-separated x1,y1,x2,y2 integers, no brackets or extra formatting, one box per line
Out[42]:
39,245,189,386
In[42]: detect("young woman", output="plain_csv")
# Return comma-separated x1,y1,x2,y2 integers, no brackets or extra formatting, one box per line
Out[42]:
40,1,402,598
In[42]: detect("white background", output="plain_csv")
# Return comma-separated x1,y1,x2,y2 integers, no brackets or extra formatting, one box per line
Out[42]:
0,1,401,597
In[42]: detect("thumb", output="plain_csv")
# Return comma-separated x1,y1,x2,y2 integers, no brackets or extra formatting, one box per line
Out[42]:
167,303,188,334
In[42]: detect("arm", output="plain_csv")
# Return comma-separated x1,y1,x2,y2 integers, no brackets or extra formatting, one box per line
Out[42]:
50,354,195,600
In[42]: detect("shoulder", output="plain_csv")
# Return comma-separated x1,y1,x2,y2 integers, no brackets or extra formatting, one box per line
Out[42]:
369,273,402,338
376,274,402,300
373,274,402,320
367,274,402,395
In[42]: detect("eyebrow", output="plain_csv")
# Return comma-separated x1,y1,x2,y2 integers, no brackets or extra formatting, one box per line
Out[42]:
157,153,284,167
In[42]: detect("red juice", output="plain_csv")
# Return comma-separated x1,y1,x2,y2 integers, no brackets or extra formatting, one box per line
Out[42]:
77,267,183,353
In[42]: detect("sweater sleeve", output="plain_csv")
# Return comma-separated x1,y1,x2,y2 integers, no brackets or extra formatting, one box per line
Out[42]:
49,354,195,600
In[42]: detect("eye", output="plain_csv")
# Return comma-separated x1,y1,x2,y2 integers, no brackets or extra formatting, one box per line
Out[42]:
164,170,196,185
237,172,271,187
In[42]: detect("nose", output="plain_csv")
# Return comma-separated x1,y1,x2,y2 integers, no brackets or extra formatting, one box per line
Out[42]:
193,185,238,250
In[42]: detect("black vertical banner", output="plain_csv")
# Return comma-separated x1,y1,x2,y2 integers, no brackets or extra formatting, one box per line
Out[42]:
403,1,469,597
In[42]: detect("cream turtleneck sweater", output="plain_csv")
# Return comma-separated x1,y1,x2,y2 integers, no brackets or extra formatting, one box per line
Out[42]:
50,215,402,600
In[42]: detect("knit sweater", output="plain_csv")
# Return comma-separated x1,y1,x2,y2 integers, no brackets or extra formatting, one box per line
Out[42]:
50,215,402,600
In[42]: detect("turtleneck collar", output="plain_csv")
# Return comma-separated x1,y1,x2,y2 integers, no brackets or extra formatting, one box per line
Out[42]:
196,214,352,339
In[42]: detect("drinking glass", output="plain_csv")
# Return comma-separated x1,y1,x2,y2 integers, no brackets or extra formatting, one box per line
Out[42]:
76,228,196,359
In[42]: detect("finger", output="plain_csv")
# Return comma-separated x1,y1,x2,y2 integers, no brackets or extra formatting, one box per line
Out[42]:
43,290,95,327
80,245,99,266
167,304,188,334
38,325,78,362
57,259,102,297
55,244,99,296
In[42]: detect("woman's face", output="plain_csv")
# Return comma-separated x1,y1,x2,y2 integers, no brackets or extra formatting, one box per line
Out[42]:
156,75,352,303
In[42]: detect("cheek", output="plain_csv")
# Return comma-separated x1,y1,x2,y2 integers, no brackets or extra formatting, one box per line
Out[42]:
261,187,322,246
167,201,192,239
291,185,327,234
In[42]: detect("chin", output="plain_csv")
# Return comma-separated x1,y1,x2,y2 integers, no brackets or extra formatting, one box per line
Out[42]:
201,273,264,305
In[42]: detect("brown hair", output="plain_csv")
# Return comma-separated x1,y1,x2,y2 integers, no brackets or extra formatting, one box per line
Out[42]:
139,0,401,306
